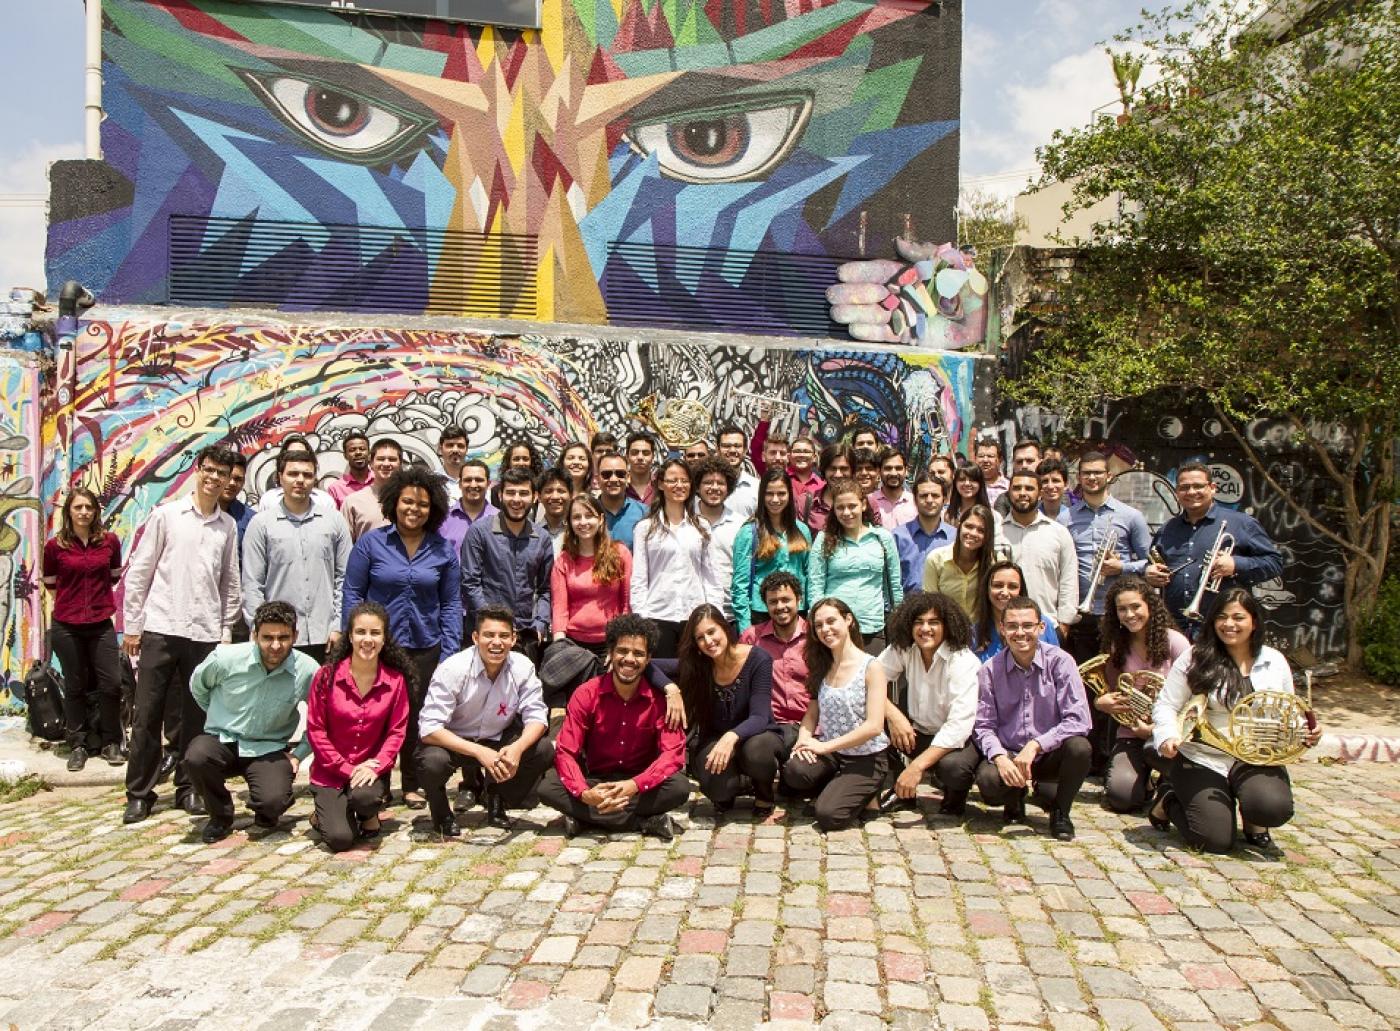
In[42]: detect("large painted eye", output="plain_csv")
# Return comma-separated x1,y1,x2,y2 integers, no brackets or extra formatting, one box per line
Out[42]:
238,70,434,163
625,96,811,183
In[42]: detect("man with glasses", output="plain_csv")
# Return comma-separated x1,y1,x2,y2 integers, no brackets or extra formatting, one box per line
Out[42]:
1147,461,1282,636
121,445,243,823
595,453,645,549
717,424,759,521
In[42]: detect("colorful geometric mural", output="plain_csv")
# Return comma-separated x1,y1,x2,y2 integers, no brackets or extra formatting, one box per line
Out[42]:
41,309,982,594
0,356,45,708
46,0,964,338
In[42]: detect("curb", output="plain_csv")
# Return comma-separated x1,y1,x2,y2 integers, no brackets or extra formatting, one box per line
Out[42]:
1310,733,1400,764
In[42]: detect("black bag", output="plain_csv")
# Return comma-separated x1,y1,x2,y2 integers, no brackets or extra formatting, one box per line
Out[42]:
119,654,137,748
24,662,66,742
538,639,603,710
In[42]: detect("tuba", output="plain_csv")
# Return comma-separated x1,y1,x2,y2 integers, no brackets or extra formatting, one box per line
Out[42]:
1176,672,1317,766
1076,527,1120,615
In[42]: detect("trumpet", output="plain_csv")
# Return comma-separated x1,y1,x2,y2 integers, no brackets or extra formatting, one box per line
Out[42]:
1076,527,1120,615
1175,672,1318,766
1182,523,1236,621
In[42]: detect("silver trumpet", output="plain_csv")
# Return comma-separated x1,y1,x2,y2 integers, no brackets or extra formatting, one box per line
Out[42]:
1076,526,1120,615
1182,523,1236,621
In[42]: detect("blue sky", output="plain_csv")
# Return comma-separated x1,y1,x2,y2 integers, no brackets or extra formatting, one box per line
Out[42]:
0,0,1129,290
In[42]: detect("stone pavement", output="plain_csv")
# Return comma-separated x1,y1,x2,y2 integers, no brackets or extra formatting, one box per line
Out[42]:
2,763,1400,1031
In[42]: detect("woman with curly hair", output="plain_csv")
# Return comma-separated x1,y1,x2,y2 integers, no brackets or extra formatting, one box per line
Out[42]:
1097,576,1188,813
877,591,982,815
535,467,573,548
305,602,411,851
343,464,461,808
807,479,902,653
552,494,632,657
732,469,812,632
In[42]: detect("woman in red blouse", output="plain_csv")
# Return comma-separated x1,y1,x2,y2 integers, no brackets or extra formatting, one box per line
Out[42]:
551,494,632,657
306,602,411,851
42,489,124,771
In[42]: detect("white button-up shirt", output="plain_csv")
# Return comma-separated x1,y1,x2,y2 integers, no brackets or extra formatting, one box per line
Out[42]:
419,647,548,741
1152,645,1295,777
1001,510,1079,627
879,642,981,749
123,495,240,642
702,508,744,621
629,516,718,622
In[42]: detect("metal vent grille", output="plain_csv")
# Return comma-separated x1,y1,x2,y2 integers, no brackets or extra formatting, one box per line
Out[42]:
168,214,538,318
602,241,846,338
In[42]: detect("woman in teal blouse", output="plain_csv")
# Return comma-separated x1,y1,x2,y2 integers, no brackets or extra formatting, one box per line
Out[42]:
732,470,813,632
808,478,903,654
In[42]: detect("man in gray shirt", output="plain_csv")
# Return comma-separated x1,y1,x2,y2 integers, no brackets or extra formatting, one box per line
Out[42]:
242,449,351,665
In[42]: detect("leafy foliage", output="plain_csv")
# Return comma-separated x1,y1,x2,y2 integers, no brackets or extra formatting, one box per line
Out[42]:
1361,577,1400,685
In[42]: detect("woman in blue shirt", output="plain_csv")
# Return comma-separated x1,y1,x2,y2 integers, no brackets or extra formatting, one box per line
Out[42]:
732,470,812,632
973,559,1058,661
808,479,902,654
343,465,461,808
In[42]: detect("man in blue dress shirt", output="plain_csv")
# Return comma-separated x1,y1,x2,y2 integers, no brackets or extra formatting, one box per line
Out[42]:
892,473,954,594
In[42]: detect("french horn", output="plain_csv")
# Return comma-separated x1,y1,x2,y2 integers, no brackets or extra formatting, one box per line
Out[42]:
1176,673,1317,766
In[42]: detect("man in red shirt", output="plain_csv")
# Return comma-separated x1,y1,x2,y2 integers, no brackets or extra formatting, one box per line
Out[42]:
738,572,810,765
538,615,690,839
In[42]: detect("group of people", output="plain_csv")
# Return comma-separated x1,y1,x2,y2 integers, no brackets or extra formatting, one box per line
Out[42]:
40,418,1318,853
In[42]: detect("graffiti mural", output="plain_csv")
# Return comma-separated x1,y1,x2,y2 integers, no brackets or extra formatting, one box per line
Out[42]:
992,399,1349,660
0,356,44,708
36,309,983,640
46,0,965,339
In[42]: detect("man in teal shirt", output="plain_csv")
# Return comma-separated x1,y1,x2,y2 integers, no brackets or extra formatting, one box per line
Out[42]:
184,601,320,842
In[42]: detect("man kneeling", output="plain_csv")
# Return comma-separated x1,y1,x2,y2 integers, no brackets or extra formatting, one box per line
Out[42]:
538,615,691,840
185,602,320,843
972,596,1091,841
417,606,554,838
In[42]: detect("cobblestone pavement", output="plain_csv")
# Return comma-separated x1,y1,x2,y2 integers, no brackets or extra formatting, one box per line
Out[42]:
2,762,1400,1031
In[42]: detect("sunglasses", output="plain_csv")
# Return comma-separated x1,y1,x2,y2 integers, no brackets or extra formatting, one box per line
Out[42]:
598,470,628,479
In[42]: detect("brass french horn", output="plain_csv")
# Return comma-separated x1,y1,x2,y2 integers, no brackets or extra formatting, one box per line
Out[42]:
1176,673,1317,766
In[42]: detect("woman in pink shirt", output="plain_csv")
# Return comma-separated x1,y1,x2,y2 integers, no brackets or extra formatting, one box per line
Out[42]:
42,489,125,771
552,495,632,657
1097,576,1188,814
306,602,411,851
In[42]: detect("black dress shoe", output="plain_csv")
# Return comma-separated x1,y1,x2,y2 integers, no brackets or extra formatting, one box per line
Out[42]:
877,789,914,815
122,798,153,824
1003,793,1027,824
252,813,279,830
485,795,512,830
66,747,89,772
433,814,461,838
157,753,177,784
100,744,125,766
640,814,676,841
178,793,207,816
201,819,233,844
938,791,968,816
1050,809,1076,841
1243,828,1274,849
562,815,581,838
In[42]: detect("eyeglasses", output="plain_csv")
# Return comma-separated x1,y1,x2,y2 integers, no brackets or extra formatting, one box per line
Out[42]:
598,470,628,479
198,466,232,479
1176,483,1212,493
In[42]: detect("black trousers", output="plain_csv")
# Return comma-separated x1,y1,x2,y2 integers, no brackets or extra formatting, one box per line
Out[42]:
125,633,215,804
1105,736,1167,813
399,644,441,795
892,734,981,799
296,643,328,665
781,750,888,831
312,780,389,852
1166,754,1294,853
184,734,295,824
689,731,788,808
1063,623,1114,772
537,767,692,831
417,729,555,825
650,620,685,660
50,619,122,751
974,735,1092,813
861,632,888,657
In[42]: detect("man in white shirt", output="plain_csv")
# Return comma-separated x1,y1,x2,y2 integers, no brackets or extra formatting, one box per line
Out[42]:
878,591,982,815
716,424,758,521
694,457,744,623
342,439,402,542
417,606,554,836
122,444,242,824
999,470,1078,640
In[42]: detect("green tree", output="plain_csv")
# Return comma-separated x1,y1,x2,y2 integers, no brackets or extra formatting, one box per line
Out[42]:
957,188,1027,254
1012,0,1400,666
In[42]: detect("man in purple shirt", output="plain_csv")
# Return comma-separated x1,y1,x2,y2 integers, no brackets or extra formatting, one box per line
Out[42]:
973,596,1091,841
440,460,498,553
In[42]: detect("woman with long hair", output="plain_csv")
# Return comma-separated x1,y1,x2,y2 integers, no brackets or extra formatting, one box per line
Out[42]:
808,479,902,654
922,504,996,620
42,489,125,770
492,441,545,508
305,602,411,851
732,470,812,632
535,467,573,547
558,440,594,497
1151,589,1321,852
630,459,714,658
947,464,992,526
1098,576,1188,813
801,444,852,532
972,559,1058,660
780,598,889,831
343,465,460,809
670,604,781,817
552,494,631,656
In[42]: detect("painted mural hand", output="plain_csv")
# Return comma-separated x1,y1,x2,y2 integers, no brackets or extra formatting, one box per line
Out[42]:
827,238,989,350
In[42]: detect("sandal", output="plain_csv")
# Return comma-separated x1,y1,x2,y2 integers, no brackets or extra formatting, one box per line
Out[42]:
1242,825,1274,849
1147,784,1172,832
